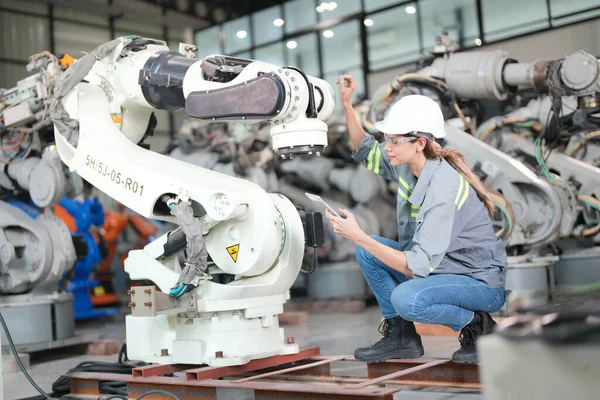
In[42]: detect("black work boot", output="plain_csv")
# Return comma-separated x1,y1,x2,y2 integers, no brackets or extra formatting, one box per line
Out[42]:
354,316,424,363
452,311,496,364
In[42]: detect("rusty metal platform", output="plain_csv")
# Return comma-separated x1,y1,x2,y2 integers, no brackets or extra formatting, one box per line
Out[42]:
64,347,480,399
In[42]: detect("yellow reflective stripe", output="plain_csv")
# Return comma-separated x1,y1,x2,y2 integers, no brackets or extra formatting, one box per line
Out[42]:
454,175,464,206
458,180,470,210
410,212,419,217
429,267,434,273
367,142,378,171
397,187,409,200
398,177,412,192
411,205,421,209
373,145,381,174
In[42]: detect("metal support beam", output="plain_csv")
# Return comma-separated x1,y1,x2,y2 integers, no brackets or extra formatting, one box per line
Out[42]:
66,350,482,400
476,0,485,44
185,347,320,380
367,358,481,389
48,4,55,54
359,0,370,96
415,0,424,56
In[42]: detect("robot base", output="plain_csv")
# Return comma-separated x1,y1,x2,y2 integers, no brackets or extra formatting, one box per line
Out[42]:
0,292,75,347
125,310,299,366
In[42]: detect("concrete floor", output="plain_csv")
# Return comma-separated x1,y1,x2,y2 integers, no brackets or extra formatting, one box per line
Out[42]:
5,306,482,400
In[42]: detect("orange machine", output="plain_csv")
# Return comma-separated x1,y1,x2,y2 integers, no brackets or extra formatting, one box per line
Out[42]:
92,207,159,306
91,209,129,306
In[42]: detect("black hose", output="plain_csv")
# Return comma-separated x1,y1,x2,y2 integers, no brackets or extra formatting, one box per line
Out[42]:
0,312,56,400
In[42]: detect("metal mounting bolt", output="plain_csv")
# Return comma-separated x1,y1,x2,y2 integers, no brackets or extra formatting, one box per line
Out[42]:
144,289,152,294
144,302,152,307
127,289,135,295
284,71,289,75
294,96,300,101
128,302,136,307
287,337,295,344
290,77,295,82
294,86,298,91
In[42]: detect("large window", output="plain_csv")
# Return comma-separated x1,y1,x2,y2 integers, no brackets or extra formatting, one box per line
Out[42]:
316,0,361,22
321,21,362,74
419,0,479,51
286,33,320,77
284,0,317,34
252,6,284,46
550,0,600,26
321,21,364,108
254,42,286,66
482,0,549,42
234,51,253,59
195,25,221,55
324,66,365,112
223,17,251,54
365,0,404,13
367,5,420,71
194,0,600,110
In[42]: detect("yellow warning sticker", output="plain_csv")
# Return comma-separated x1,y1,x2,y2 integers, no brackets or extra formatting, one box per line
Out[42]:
226,244,240,263
93,286,106,296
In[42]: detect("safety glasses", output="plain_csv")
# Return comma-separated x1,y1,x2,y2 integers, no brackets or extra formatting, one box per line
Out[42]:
384,136,418,145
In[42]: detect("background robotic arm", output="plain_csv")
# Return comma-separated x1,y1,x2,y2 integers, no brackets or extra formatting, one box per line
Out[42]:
368,49,600,252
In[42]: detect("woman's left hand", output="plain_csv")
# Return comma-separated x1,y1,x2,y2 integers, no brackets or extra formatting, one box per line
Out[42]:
325,209,367,244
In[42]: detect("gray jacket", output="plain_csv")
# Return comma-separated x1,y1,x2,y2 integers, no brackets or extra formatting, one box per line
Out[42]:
353,134,507,288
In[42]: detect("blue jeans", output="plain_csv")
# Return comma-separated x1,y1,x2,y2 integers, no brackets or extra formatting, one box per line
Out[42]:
357,236,505,331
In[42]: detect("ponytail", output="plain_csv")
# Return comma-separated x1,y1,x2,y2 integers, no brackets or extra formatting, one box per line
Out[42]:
423,140,495,215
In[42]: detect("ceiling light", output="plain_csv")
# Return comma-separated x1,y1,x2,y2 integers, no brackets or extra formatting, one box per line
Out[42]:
317,2,337,12
273,18,284,27
475,38,482,46
405,5,416,14
323,30,334,38
286,40,297,49
236,30,247,39
364,18,374,27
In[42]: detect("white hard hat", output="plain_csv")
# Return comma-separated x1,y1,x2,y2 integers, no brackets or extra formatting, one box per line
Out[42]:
375,95,446,139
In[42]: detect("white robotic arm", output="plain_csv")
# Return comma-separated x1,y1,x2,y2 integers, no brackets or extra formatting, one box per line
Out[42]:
50,36,334,366
52,36,333,278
